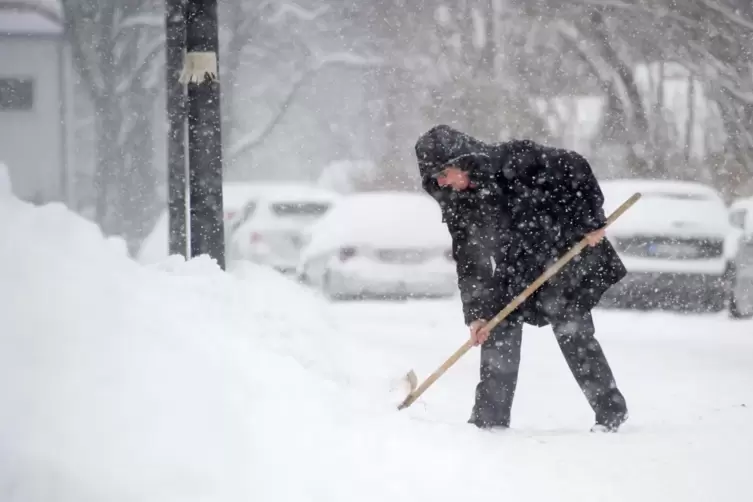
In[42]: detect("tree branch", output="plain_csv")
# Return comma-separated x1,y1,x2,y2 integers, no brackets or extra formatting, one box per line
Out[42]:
60,2,102,102
116,33,166,95
684,41,753,105
563,0,708,31
227,52,384,159
266,2,329,24
555,20,630,108
698,0,753,33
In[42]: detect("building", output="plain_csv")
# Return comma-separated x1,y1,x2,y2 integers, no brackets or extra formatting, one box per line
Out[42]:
0,1,73,205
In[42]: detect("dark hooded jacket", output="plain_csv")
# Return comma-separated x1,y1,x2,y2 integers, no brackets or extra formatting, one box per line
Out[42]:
415,124,627,327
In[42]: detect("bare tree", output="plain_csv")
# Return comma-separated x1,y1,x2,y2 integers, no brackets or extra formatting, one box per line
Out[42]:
61,0,164,251
217,0,383,176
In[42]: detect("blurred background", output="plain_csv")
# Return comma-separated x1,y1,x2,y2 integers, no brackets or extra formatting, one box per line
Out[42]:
3,0,753,249
1,0,753,317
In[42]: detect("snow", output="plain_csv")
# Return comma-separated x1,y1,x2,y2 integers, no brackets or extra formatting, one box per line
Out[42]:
2,187,753,501
600,178,732,237
0,161,11,195
223,181,338,213
301,191,452,260
730,195,753,214
138,182,340,264
316,159,377,194
222,182,264,216
137,210,169,264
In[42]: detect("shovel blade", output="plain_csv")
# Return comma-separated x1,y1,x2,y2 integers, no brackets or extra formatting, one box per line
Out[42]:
396,370,418,410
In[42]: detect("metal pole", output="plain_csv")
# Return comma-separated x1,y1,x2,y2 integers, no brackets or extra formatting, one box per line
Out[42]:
181,0,226,269
166,0,188,258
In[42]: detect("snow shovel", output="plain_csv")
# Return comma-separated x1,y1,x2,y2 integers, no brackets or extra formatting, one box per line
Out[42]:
397,192,642,411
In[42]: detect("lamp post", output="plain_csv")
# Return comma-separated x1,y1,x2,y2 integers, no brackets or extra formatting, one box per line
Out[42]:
173,0,226,269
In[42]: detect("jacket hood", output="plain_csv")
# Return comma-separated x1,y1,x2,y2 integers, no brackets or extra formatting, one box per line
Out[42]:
414,125,491,196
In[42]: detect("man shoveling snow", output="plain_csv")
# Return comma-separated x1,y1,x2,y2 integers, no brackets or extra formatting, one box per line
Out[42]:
414,125,629,433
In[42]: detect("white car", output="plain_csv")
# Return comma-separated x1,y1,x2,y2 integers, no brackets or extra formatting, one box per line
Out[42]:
598,179,737,312
223,182,267,228
227,183,339,272
297,191,458,299
727,196,753,318
222,181,271,250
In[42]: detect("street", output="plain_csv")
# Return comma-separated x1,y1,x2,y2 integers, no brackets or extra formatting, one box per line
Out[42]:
327,297,753,432
288,295,753,500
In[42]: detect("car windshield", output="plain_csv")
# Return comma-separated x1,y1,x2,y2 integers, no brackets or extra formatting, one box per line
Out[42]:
270,202,330,217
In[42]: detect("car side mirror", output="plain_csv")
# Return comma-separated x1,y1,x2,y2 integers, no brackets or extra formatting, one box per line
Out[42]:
730,215,744,230
744,213,753,236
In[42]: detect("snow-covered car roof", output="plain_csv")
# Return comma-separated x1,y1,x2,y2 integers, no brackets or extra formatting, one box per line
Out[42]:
300,191,451,259
223,181,339,209
600,178,721,200
599,179,732,236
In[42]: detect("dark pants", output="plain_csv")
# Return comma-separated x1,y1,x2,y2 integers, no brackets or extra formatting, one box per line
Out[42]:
468,310,627,429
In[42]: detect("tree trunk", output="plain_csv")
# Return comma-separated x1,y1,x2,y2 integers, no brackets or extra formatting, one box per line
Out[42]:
589,9,652,176
684,72,695,164
713,91,752,198
121,90,159,254
653,61,666,176
93,95,123,234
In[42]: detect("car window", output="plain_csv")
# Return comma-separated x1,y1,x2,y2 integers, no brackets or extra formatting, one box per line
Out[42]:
270,202,330,217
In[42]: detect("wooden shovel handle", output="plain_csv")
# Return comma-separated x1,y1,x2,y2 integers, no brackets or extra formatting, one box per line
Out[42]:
398,192,641,410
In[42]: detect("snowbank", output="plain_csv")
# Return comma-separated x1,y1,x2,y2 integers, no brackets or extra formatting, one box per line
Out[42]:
0,196,254,500
0,189,493,502
137,210,169,264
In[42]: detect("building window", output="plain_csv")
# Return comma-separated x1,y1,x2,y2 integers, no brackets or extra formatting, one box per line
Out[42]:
0,78,34,110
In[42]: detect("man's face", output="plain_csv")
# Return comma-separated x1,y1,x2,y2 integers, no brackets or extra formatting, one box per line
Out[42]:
435,166,470,190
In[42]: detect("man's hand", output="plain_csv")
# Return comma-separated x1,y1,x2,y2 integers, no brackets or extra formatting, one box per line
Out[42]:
585,228,606,247
469,319,491,346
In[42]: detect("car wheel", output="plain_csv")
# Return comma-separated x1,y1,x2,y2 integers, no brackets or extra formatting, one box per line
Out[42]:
704,291,726,313
729,265,753,319
699,269,731,313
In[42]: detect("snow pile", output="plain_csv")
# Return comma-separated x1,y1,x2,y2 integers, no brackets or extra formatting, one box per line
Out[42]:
0,196,254,500
137,210,169,264
0,190,494,502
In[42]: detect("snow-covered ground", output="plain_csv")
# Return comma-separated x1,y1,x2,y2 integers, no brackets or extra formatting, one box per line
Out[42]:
1,179,752,501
